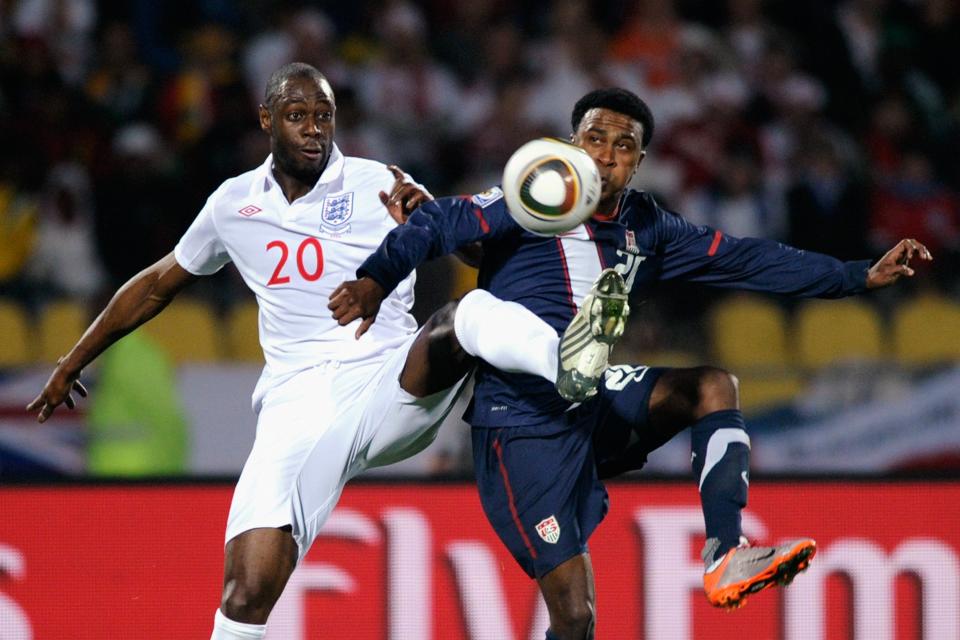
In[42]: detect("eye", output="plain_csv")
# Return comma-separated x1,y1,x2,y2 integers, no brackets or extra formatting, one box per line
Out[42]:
287,111,303,121
319,111,333,122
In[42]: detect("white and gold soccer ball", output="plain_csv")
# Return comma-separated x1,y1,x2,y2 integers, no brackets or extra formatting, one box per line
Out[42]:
501,138,602,236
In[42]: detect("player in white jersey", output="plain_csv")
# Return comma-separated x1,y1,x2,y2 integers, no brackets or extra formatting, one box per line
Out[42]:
27,63,476,639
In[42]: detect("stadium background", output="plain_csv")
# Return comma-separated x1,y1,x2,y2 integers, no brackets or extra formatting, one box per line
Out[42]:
1,0,958,638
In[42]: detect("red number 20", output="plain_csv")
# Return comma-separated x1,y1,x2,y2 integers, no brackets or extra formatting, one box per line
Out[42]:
266,238,324,286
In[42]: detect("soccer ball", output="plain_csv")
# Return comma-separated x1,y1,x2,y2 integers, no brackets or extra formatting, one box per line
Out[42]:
501,138,602,236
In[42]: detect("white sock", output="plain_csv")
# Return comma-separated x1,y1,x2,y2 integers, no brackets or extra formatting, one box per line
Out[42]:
211,609,267,639
454,289,559,382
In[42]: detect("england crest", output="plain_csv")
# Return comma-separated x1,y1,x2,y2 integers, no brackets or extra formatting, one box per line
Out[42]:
536,515,561,544
321,192,354,234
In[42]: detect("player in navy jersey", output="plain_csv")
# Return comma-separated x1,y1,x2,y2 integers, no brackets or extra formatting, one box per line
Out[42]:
330,88,931,638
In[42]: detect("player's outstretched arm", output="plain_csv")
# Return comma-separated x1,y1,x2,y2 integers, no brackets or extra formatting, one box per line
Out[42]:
865,238,933,289
27,252,199,423
328,277,386,340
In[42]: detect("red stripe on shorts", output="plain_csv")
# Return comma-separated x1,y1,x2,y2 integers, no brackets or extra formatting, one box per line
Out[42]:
492,436,538,559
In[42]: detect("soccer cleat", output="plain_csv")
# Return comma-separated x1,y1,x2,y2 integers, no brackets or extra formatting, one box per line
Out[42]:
556,268,630,402
702,537,817,610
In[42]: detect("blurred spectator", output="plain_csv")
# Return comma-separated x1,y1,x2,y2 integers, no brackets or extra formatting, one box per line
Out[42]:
12,0,96,85
94,124,185,286
463,73,541,188
864,93,920,179
680,150,774,239
84,21,153,124
355,1,464,184
757,74,858,225
454,20,529,137
786,141,870,260
723,0,775,82
0,162,38,297
643,25,733,134
334,85,398,165
156,23,239,147
25,162,106,299
242,7,350,109
429,0,503,85
525,0,643,135
835,0,888,93
869,149,960,258
609,0,687,89
909,0,960,100
659,68,760,195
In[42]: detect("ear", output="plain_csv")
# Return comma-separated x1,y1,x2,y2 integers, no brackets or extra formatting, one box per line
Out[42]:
258,104,271,133
627,150,646,183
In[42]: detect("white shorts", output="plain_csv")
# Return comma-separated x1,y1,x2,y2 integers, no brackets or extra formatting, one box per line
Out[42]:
224,331,468,560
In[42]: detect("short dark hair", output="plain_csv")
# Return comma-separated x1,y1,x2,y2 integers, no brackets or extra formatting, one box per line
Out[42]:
571,88,655,148
264,62,329,107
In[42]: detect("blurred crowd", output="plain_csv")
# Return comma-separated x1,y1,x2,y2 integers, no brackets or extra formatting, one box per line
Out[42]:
1,0,959,326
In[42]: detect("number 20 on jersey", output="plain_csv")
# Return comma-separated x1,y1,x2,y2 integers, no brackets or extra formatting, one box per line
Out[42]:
266,238,324,286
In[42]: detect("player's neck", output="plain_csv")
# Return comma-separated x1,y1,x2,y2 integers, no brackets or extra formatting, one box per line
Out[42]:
594,192,623,221
273,166,322,204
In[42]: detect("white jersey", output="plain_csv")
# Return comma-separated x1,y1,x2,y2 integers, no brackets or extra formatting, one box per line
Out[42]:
174,145,418,380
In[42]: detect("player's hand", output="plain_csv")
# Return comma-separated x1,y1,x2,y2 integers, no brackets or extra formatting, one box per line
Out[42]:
328,277,387,339
379,165,432,224
26,357,88,423
866,238,933,289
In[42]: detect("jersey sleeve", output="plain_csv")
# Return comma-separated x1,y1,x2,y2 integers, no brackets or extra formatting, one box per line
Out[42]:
358,187,517,293
654,202,870,298
173,190,231,275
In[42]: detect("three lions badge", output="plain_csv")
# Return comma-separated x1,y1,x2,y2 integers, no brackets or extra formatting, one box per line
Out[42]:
321,192,354,235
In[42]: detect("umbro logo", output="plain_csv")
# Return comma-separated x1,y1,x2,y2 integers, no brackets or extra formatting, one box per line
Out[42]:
238,204,262,217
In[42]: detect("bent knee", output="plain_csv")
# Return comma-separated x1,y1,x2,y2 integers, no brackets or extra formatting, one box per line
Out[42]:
424,300,471,360
424,300,458,332
550,595,596,638
221,577,281,624
696,366,739,415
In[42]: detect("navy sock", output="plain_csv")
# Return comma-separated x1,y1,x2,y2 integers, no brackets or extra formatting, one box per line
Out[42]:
691,409,750,560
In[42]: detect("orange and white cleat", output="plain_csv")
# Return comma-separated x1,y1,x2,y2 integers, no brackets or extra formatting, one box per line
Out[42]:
702,537,817,610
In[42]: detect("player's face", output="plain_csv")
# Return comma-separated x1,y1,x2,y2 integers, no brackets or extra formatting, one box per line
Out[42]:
260,75,336,186
572,108,645,209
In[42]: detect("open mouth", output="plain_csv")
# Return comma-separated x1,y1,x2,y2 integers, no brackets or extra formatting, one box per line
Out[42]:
301,147,323,160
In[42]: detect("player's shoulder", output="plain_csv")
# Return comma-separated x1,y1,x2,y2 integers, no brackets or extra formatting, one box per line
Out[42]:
341,154,396,189
622,188,661,214
622,188,683,224
208,162,268,207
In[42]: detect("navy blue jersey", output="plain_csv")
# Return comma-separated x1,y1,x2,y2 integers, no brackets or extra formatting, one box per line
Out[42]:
359,187,871,427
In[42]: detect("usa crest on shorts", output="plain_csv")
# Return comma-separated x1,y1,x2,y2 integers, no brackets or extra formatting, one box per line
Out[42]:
536,515,561,544
321,192,354,235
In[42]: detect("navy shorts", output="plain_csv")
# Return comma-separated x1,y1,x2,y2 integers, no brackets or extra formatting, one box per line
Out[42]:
472,365,666,578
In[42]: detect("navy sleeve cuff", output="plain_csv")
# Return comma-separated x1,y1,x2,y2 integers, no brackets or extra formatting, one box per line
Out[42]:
841,260,871,295
357,258,403,295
